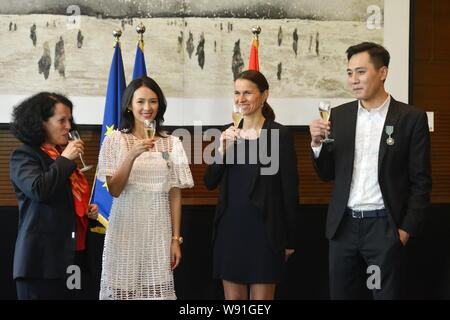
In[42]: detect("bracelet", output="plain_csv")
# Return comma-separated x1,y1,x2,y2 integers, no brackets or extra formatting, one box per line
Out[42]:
172,235,183,244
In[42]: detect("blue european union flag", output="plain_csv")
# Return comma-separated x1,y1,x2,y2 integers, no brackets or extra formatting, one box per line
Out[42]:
90,42,126,232
132,40,147,79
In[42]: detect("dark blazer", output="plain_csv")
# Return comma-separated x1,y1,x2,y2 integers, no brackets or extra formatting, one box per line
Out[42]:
9,144,78,280
313,97,432,239
204,119,299,252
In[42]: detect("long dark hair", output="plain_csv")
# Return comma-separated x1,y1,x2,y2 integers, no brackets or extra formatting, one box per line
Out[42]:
119,76,167,135
10,92,74,146
235,70,275,121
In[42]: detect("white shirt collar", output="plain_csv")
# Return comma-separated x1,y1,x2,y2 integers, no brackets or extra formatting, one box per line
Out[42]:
357,94,391,117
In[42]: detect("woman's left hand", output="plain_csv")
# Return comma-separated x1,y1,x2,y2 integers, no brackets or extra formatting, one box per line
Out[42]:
170,241,182,270
285,249,295,262
86,204,98,220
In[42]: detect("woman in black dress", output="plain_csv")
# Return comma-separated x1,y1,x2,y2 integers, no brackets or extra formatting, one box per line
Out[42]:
204,70,299,300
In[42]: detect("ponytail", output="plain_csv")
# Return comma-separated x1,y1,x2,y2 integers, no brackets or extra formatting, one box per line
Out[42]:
262,102,275,121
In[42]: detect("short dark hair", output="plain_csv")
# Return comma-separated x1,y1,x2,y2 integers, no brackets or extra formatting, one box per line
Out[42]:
346,42,390,69
235,70,275,121
119,76,167,135
10,92,74,146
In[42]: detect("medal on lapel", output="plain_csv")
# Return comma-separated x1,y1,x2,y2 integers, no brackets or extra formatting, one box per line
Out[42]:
385,125,394,145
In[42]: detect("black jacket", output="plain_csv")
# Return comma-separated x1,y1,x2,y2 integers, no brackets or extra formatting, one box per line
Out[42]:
9,144,78,280
204,119,299,252
313,98,432,239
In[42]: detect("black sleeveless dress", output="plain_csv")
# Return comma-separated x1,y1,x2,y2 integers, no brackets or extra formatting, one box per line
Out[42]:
212,138,285,283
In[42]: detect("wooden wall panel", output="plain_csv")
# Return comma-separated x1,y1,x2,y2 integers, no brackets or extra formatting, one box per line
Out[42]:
1,0,449,206
0,128,333,206
414,0,433,61
413,0,450,203
433,0,450,60
0,130,21,206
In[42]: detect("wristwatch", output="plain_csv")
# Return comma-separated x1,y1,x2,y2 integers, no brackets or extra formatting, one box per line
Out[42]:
172,235,183,244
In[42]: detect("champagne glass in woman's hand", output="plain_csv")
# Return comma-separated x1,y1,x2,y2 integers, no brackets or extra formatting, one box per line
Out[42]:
143,120,156,139
68,130,93,172
232,105,243,128
143,120,156,151
231,104,243,143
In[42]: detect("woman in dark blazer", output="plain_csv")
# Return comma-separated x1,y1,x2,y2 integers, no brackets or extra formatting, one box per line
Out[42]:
204,70,299,300
9,92,98,299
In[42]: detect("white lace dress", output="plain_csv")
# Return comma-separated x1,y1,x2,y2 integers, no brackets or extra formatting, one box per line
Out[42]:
97,131,194,300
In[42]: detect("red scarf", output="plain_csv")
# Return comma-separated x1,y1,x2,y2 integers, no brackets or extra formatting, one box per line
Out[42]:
40,144,90,251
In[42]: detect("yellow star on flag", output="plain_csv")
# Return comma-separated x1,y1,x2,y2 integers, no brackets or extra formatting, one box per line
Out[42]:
105,124,114,136
102,182,109,192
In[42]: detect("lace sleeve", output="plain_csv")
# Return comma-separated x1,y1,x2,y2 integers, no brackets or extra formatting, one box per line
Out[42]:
169,136,194,189
97,131,121,182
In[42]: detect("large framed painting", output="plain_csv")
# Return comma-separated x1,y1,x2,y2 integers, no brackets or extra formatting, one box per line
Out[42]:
0,0,411,125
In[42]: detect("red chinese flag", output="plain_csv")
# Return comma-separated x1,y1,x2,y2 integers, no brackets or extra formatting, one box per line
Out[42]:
248,39,259,71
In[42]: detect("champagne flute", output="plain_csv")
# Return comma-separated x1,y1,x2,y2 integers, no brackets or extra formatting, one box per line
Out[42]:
318,101,334,143
143,120,156,151
232,104,243,128
143,119,156,139
231,105,243,143
68,130,94,172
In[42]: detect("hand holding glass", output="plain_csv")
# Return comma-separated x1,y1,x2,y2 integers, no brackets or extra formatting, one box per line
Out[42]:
68,130,93,172
318,101,334,143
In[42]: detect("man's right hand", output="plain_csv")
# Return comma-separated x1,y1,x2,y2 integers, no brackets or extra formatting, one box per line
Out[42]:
309,119,330,148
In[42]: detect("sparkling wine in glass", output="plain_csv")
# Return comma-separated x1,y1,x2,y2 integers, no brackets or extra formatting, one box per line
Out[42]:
232,105,243,128
231,105,243,143
318,101,334,143
68,130,94,172
143,120,156,139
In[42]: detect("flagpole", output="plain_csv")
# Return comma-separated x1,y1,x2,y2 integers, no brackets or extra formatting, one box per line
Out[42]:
252,25,261,41
136,22,146,42
248,26,261,71
90,28,127,233
113,28,122,46
89,29,123,232
90,28,123,204
133,23,148,79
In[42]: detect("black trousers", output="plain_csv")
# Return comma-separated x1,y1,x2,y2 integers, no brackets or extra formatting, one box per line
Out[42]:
16,278,69,300
329,215,406,300
15,250,92,300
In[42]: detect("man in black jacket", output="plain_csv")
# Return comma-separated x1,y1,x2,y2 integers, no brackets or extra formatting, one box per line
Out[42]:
309,42,431,299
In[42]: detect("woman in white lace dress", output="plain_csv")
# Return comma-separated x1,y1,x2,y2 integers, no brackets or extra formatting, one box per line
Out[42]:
98,76,194,300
